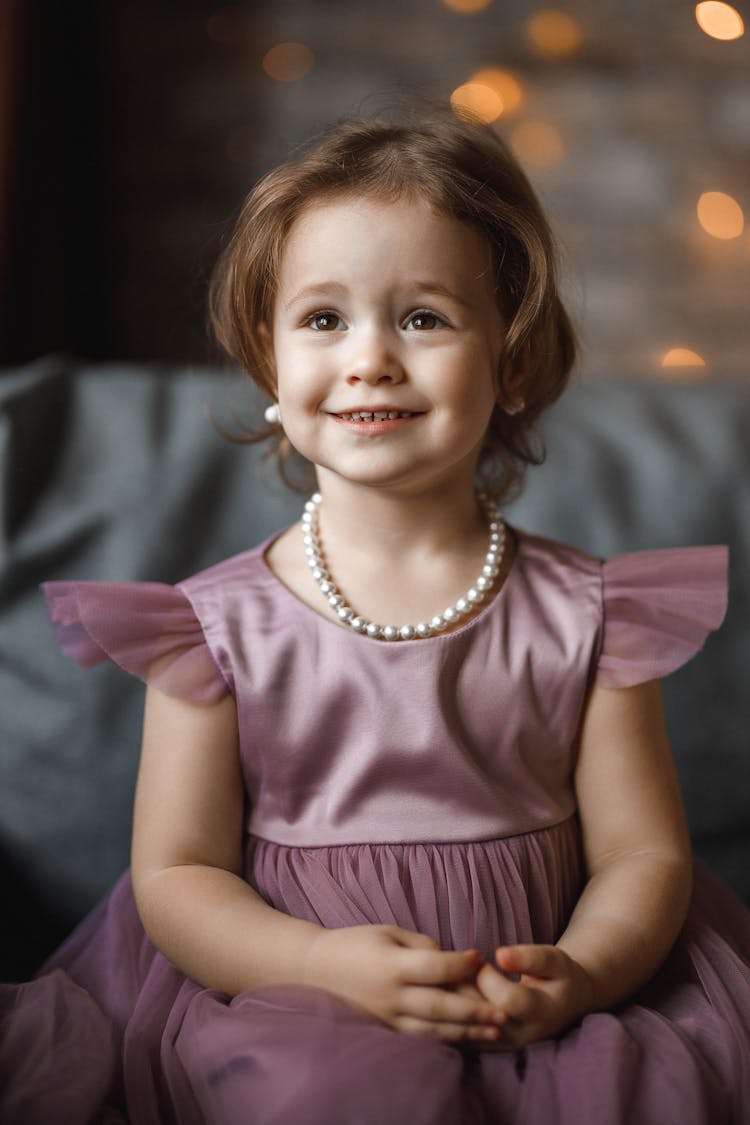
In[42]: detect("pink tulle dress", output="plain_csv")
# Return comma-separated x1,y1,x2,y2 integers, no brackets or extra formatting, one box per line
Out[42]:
2,528,749,1125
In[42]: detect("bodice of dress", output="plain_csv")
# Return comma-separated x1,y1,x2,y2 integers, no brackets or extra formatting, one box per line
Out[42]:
42,528,728,851
179,533,602,848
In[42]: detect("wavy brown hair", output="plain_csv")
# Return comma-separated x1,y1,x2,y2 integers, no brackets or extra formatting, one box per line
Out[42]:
209,106,577,499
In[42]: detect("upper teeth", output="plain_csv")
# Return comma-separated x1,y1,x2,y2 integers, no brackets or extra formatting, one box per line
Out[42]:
337,411,415,421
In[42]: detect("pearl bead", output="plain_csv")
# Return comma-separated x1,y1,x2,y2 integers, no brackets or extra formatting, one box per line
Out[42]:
303,493,505,642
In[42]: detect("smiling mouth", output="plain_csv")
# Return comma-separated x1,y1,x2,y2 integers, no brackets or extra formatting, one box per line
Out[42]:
331,410,421,422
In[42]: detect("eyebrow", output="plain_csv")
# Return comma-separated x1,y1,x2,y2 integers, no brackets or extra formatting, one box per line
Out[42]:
283,283,348,311
283,280,471,311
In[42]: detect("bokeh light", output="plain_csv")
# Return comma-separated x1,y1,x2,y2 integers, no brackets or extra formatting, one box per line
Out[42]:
510,121,564,167
661,348,707,368
450,82,504,123
527,10,583,56
695,2,744,40
696,191,745,239
468,68,524,115
262,42,315,83
441,0,493,12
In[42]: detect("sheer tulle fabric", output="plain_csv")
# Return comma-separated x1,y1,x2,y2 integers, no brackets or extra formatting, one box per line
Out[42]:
2,534,744,1125
42,581,229,705
2,830,748,1124
596,545,728,688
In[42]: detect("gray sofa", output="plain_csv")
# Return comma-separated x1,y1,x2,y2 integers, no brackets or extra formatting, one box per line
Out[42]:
1,357,748,981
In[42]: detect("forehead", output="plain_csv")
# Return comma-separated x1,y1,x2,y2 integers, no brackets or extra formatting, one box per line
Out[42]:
276,193,493,289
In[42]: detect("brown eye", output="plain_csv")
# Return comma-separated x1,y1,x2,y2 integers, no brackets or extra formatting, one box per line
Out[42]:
405,310,445,331
307,312,343,331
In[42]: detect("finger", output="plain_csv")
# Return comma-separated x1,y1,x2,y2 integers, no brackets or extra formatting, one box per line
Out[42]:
400,985,507,1028
396,1015,504,1044
495,944,562,979
475,962,519,1005
390,928,441,952
404,947,483,986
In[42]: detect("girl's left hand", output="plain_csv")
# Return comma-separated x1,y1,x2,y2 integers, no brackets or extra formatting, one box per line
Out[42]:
455,944,595,1050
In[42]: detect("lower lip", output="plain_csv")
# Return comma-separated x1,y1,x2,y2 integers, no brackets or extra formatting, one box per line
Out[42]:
329,415,423,435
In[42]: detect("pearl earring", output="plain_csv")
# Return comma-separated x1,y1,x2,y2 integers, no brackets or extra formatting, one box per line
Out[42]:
264,403,282,425
504,400,525,416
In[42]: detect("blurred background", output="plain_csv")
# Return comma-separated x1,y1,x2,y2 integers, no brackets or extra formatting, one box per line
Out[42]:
0,0,748,379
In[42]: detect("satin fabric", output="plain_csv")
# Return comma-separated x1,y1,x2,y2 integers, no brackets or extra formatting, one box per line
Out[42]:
2,528,746,1125
43,530,728,849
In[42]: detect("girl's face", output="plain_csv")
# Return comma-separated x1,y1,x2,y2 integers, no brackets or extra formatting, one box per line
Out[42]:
270,193,506,497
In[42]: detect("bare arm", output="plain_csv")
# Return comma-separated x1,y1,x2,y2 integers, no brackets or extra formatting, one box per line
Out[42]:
555,678,692,1009
131,685,323,995
131,685,504,1042
470,679,692,1045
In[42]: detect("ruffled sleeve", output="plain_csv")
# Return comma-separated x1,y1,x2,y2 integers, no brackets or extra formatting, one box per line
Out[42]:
41,581,230,705
596,545,729,689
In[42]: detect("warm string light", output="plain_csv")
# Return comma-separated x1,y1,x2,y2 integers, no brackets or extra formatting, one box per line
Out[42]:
695,2,745,40
469,68,524,114
450,69,523,124
441,0,493,12
526,10,582,56
661,348,707,370
261,42,315,82
450,83,504,123
697,191,745,239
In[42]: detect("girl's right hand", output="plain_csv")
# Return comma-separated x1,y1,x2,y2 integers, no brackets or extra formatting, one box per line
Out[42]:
301,924,505,1044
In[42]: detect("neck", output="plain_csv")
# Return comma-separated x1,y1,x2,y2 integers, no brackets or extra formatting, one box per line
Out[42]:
313,473,488,563
302,487,505,640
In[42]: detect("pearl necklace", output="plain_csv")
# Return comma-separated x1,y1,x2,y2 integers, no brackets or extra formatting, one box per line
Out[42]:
301,492,505,641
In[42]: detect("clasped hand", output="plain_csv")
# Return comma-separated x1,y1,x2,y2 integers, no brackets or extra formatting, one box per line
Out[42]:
302,924,593,1049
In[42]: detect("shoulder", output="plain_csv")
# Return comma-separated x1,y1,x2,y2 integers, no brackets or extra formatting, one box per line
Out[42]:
511,527,602,614
178,534,282,605
511,528,728,688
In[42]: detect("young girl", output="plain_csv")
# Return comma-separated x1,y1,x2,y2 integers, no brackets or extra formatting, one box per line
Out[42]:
2,109,749,1125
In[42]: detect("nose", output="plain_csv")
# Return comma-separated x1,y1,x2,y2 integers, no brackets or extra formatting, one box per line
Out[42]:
345,326,404,387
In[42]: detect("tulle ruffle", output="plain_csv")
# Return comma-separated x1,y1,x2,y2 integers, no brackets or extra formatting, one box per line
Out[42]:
3,827,748,1125
42,581,230,705
248,818,585,959
596,545,728,688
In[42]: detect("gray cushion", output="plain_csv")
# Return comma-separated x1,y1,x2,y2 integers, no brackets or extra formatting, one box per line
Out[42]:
1,359,747,979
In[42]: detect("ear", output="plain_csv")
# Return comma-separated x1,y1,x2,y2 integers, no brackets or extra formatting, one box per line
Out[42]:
497,346,531,414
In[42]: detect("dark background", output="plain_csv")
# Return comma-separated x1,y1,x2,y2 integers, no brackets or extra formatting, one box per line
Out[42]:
1,0,748,376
